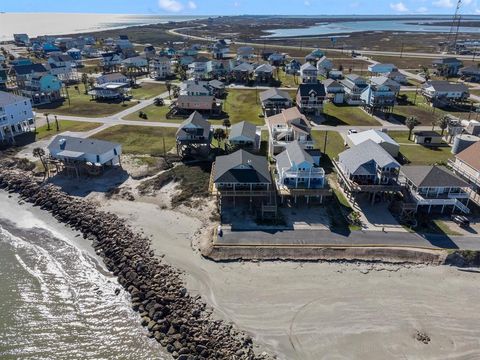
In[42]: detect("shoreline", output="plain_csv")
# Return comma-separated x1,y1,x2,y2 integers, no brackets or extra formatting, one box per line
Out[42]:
0,163,271,360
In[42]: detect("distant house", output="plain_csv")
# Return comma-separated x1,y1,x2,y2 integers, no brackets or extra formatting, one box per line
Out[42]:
66,48,82,63
323,79,345,104
237,46,255,60
386,70,407,85
42,43,61,53
13,33,30,46
254,63,274,83
176,95,221,115
143,44,156,59
296,83,326,116
211,149,272,203
336,140,401,195
401,165,470,214
300,62,318,84
268,52,286,66
47,54,78,82
0,91,34,143
228,121,259,150
10,63,49,88
450,141,480,206
0,67,7,90
187,58,212,80
121,56,149,71
370,76,401,95
328,70,343,80
360,79,396,113
432,57,463,77
232,62,254,83
21,73,63,105
340,74,368,105
346,129,400,157
96,72,129,85
149,56,172,80
275,140,326,194
305,49,324,64
316,57,333,76
259,88,292,116
412,131,443,146
266,107,313,156
208,79,226,98
285,59,301,75
48,135,122,166
368,63,397,75
88,82,130,100
421,81,469,106
116,35,133,50
100,52,123,69
212,40,229,59
179,56,195,67
459,65,480,82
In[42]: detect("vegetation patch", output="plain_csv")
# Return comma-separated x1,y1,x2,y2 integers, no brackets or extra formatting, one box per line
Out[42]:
130,83,167,100
35,120,102,140
322,103,382,127
223,89,265,125
138,163,212,207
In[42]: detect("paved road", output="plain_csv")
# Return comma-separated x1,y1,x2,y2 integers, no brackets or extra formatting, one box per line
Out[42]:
218,228,480,250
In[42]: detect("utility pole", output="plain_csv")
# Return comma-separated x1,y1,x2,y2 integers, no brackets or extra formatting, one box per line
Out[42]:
323,131,328,153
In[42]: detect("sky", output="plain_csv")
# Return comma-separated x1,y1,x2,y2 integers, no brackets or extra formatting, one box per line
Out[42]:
1,0,480,15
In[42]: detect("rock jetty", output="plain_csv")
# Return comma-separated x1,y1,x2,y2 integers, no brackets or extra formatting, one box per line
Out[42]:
0,161,272,360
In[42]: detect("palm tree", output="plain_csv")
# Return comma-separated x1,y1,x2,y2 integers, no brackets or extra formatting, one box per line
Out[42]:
222,118,231,134
172,85,180,98
44,113,51,131
213,128,226,147
406,116,420,141
165,80,172,99
33,147,48,178
437,115,449,136
54,115,60,131
420,65,431,82
81,73,89,94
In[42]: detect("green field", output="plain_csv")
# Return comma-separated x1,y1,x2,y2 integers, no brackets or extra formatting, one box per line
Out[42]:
323,103,382,127
130,83,167,100
277,69,299,88
223,89,265,125
123,104,178,122
35,86,136,117
389,131,452,165
91,125,177,156
35,120,102,140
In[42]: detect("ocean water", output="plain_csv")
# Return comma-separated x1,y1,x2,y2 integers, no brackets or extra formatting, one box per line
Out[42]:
0,13,205,41
263,16,480,37
0,192,168,360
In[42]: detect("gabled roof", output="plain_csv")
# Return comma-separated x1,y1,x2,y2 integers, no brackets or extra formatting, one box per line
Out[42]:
401,165,469,188
0,91,30,106
297,83,326,97
370,76,400,89
323,79,343,89
48,135,119,155
275,141,314,170
348,129,398,147
259,88,291,102
254,63,274,73
300,62,317,71
208,79,225,89
49,54,74,62
459,65,480,75
432,57,462,65
179,111,211,130
424,80,468,92
455,141,480,172
233,62,254,72
229,121,257,141
214,149,270,184
12,63,48,75
338,140,400,175
99,72,128,82
266,107,309,129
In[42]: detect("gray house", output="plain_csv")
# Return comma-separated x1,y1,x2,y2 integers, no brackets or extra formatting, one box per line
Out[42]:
259,88,292,116
228,121,259,150
432,58,463,77
335,140,401,198
175,111,212,156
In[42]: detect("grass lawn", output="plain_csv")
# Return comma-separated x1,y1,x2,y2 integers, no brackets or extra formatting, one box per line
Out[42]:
322,103,382,127
277,69,299,88
123,104,179,122
389,131,453,165
35,86,136,117
78,59,101,74
130,83,167,100
223,89,265,125
35,120,102,140
471,90,480,97
91,125,177,156
311,130,345,165
392,92,475,126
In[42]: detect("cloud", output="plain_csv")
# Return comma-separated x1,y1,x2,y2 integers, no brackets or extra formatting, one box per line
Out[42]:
416,6,428,12
432,0,454,8
304,0,311,5
158,0,184,12
390,2,409,12
187,1,197,9
233,1,240,6
463,0,472,4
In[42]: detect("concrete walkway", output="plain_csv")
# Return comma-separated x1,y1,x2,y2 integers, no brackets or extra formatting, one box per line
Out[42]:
218,228,480,250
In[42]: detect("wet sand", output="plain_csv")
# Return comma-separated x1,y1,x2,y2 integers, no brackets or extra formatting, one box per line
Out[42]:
102,199,480,360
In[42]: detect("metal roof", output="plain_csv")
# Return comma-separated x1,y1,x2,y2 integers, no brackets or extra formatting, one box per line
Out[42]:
48,135,120,155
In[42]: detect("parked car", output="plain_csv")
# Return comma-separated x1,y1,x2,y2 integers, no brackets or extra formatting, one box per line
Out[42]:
451,215,470,227
348,129,358,136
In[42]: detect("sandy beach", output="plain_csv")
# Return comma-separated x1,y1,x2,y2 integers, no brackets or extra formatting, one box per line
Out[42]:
100,197,480,360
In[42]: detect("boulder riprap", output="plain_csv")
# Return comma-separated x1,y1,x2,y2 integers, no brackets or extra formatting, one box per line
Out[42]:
0,161,272,360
